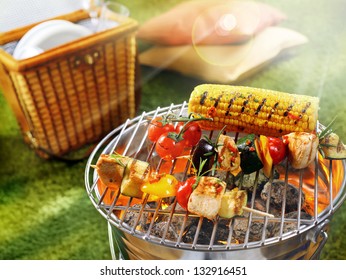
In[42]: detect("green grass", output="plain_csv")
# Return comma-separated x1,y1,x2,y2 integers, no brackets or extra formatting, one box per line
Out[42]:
1,0,346,260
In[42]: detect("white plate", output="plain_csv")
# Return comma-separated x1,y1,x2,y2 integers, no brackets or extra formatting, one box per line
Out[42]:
13,46,44,60
13,20,92,59
13,20,73,59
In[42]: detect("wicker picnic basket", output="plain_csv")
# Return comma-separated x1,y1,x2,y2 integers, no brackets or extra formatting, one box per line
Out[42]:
0,9,139,159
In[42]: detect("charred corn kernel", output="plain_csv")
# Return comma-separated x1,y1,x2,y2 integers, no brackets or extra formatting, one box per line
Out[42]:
188,84,319,137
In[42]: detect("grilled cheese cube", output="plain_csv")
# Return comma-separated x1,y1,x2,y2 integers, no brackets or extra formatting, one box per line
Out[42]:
218,188,247,218
217,134,240,173
284,132,319,169
95,154,131,189
187,176,226,220
188,84,319,137
120,158,150,198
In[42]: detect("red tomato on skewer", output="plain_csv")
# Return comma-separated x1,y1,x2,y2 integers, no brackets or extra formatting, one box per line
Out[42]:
176,177,197,210
175,122,202,147
147,116,175,142
155,132,185,160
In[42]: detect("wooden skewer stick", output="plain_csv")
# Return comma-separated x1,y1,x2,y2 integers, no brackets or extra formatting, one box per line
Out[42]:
175,155,192,159
242,206,275,218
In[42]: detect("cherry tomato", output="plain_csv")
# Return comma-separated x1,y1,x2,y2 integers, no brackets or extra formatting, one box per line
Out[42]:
176,122,202,147
141,174,178,198
156,132,185,160
176,177,197,210
267,136,288,165
147,117,175,142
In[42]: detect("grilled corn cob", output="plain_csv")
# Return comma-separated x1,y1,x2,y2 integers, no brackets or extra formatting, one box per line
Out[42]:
188,84,319,137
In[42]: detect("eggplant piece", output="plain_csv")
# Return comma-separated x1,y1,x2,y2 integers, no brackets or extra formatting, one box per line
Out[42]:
191,138,215,174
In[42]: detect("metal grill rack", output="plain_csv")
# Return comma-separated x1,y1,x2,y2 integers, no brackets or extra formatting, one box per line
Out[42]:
85,102,346,259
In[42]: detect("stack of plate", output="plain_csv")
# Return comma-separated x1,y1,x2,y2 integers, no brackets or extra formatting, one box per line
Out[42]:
13,20,92,60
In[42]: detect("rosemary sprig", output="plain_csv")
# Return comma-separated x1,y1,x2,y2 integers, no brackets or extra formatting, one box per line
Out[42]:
319,115,337,141
318,116,338,158
110,153,126,168
190,158,210,190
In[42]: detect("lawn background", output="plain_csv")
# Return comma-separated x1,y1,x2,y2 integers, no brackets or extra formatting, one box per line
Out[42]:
0,0,345,259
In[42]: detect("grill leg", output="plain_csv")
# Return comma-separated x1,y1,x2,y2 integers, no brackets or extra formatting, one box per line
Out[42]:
310,230,328,260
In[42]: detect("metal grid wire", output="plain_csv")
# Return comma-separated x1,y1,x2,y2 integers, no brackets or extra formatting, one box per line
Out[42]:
85,102,346,251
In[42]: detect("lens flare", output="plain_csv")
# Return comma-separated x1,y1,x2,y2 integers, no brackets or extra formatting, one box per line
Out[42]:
191,2,259,67
216,13,237,36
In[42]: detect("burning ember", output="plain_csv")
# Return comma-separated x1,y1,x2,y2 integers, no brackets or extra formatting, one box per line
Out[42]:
279,153,345,216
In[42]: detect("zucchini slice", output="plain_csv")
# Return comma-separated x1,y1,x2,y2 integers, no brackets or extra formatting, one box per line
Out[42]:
237,134,264,174
218,188,247,218
320,132,346,159
120,158,150,198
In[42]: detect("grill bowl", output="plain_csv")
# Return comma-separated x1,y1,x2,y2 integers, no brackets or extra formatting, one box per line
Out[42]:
85,103,346,259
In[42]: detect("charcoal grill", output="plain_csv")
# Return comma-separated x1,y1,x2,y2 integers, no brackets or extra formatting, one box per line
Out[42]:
85,102,346,260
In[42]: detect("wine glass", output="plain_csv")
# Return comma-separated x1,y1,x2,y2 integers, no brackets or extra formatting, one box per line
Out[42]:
98,1,130,31
82,0,104,30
